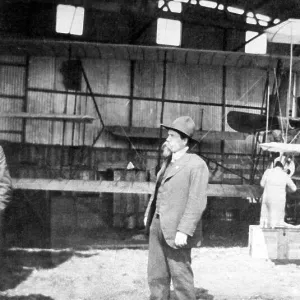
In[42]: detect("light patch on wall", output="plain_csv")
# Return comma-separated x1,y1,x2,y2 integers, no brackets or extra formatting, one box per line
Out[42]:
156,18,182,46
56,4,85,35
199,0,218,9
245,31,267,54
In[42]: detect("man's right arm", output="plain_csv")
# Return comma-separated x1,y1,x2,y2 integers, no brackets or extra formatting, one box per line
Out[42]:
260,170,269,188
287,177,297,193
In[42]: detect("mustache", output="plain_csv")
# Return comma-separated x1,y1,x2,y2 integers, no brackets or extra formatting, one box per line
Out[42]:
161,142,172,157
162,141,171,149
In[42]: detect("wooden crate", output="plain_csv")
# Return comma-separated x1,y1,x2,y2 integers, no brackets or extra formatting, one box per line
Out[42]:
249,225,300,260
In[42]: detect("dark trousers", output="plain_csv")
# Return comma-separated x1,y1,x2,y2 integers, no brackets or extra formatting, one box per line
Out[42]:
148,216,196,300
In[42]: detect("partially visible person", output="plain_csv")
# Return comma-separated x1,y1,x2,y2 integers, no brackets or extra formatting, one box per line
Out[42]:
260,160,297,228
144,116,209,300
0,145,12,255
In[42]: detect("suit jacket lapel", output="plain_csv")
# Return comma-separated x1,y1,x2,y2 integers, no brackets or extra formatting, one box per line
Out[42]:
162,153,190,184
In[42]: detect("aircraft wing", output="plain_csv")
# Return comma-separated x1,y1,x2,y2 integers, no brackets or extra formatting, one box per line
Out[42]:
227,111,282,133
105,126,249,141
227,111,300,134
260,142,300,154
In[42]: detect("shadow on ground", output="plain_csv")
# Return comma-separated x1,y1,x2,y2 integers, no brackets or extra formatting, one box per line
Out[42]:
0,295,53,300
202,219,251,247
170,287,214,300
272,259,300,266
0,249,97,291
40,220,253,250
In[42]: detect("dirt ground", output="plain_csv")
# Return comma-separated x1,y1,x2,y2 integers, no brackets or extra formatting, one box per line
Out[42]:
1,246,300,300
1,220,300,300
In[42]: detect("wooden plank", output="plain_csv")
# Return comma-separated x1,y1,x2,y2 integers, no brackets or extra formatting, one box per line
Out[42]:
0,112,95,123
12,178,262,197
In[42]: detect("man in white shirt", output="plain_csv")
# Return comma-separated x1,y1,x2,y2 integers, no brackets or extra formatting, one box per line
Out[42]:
260,160,297,228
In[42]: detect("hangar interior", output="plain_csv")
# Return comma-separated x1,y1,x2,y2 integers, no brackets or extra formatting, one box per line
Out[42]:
1,0,300,248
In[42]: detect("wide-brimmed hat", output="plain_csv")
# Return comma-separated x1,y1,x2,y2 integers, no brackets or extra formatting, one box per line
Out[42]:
161,116,196,139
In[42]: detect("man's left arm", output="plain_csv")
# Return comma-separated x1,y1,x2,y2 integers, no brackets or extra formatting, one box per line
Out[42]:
177,161,209,238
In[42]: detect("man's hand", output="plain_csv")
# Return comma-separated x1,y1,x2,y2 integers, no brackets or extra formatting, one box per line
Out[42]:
175,231,188,247
144,216,147,227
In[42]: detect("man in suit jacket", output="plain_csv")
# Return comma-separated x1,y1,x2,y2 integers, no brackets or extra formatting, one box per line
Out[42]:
144,116,209,300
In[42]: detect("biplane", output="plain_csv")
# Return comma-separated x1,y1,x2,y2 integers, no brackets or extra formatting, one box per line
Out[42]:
227,19,300,226
228,19,300,177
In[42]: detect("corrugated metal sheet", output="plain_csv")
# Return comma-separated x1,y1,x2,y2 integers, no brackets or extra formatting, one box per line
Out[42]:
0,55,26,64
226,67,267,107
166,63,223,105
162,102,203,130
29,57,56,89
133,61,163,129
0,65,24,96
0,62,25,142
83,59,130,95
81,59,131,148
26,92,53,144
0,51,269,155
89,97,129,148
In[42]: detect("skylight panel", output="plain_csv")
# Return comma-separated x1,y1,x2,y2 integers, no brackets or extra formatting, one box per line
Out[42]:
245,31,267,54
156,18,182,46
168,1,182,13
227,6,244,15
256,14,271,22
158,0,164,8
56,4,84,35
258,20,268,27
158,0,168,11
246,17,257,25
199,0,218,9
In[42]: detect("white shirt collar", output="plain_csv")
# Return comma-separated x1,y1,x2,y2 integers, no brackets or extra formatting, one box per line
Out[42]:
171,146,189,163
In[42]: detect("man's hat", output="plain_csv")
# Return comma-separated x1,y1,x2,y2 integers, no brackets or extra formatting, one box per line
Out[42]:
161,116,196,139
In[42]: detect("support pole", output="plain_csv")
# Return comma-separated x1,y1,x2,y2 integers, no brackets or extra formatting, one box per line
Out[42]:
286,37,293,143
157,52,167,171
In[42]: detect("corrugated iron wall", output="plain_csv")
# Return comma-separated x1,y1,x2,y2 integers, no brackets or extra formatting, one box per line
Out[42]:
0,54,268,159
0,56,26,142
